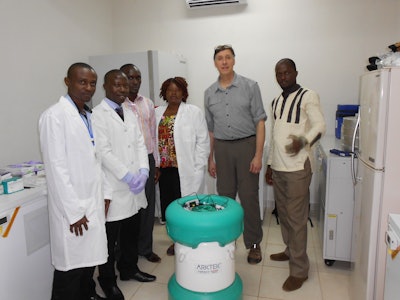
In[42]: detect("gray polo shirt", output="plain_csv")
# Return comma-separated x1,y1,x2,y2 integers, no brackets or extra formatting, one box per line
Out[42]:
204,73,267,140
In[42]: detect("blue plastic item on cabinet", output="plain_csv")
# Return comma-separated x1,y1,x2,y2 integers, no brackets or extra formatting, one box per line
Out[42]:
335,104,359,139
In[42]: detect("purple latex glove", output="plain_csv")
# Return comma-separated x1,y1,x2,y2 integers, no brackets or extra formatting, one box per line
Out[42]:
129,173,148,194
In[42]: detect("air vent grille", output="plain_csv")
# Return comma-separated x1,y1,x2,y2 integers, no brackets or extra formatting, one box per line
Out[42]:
186,0,247,9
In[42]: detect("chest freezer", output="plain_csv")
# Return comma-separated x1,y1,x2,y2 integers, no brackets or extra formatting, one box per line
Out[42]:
0,187,53,300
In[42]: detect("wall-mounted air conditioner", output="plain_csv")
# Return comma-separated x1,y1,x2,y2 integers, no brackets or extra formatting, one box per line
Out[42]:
186,0,247,9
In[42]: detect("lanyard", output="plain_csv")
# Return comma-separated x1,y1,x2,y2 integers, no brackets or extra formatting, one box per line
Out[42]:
67,96,95,145
80,111,94,145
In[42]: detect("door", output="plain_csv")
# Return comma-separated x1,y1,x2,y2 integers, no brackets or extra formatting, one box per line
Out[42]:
351,160,383,300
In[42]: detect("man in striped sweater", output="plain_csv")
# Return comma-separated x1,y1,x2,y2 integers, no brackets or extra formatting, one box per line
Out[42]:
265,58,326,292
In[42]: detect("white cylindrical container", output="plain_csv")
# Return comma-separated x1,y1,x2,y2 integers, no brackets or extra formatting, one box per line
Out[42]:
174,241,236,293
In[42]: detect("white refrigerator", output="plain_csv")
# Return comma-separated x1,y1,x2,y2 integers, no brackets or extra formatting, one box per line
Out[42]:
350,67,400,300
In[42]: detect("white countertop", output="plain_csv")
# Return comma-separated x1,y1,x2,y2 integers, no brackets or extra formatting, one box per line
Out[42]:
0,186,47,212
319,135,352,159
320,135,341,152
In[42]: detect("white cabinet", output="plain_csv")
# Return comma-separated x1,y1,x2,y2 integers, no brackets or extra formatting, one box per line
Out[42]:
317,137,354,266
0,187,53,300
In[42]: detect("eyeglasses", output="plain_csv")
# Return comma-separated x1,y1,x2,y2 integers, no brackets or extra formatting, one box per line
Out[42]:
213,44,235,59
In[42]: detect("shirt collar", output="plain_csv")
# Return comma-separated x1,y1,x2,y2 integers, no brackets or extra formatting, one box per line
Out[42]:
282,84,301,98
105,98,122,110
215,72,238,92
126,94,144,103
135,94,144,102
66,94,92,113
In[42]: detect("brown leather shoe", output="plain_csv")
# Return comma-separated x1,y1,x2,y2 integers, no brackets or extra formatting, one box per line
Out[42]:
270,251,289,261
282,275,308,292
247,244,262,264
144,252,161,263
166,243,175,256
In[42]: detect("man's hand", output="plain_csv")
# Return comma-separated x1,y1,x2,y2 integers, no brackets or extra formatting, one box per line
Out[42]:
249,155,262,174
104,199,110,217
154,167,161,184
285,135,307,156
129,173,148,194
208,159,217,178
70,216,89,236
265,165,273,185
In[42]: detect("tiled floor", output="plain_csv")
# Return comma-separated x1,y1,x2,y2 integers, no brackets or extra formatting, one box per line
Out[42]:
96,210,352,300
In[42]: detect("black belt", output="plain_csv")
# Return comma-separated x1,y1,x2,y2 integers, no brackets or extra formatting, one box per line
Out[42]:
216,135,255,142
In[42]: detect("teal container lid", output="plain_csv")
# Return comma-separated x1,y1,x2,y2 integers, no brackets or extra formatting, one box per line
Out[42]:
168,273,243,300
166,194,244,247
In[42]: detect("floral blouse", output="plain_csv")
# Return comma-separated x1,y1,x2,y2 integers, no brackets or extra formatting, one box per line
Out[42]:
158,115,178,168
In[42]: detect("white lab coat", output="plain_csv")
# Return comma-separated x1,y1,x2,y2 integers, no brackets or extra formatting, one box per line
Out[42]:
39,96,107,271
155,102,210,196
91,100,148,221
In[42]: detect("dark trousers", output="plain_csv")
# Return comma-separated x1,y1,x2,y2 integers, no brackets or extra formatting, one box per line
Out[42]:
98,214,140,289
138,154,156,256
272,158,312,278
214,136,263,248
158,167,181,222
51,266,96,300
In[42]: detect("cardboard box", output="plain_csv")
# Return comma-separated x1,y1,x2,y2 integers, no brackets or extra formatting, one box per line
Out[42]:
2,177,24,194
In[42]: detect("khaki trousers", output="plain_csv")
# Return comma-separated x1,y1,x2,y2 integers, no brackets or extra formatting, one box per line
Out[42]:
214,136,263,248
272,158,312,278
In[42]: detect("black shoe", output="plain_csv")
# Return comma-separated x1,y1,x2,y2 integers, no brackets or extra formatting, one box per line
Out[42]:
120,270,156,282
144,252,161,263
166,244,175,256
89,294,108,300
102,285,124,300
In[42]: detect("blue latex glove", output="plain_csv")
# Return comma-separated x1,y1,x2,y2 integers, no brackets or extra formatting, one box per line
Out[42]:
129,169,149,194
121,172,135,184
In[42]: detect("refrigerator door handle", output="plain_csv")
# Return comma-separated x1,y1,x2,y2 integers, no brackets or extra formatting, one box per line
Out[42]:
351,113,360,185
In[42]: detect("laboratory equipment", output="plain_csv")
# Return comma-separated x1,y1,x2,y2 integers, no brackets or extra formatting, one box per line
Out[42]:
350,67,400,300
0,187,53,300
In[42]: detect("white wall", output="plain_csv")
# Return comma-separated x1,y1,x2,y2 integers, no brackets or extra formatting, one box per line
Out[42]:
112,0,400,137
0,0,113,166
1,0,399,169
113,0,400,206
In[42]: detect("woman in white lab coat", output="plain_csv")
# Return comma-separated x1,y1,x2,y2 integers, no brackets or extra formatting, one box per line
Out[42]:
156,77,210,255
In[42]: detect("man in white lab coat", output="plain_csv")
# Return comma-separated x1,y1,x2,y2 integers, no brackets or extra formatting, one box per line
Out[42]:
39,63,108,300
120,64,161,263
91,70,156,300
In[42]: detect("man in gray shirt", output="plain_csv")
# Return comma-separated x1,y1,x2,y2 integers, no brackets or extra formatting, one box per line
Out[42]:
204,45,267,264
